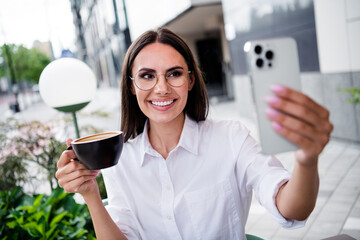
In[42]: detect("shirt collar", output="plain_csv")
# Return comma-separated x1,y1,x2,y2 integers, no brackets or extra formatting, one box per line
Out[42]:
138,115,199,167
178,115,199,155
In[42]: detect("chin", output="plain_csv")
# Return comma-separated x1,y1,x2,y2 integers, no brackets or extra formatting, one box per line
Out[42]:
148,112,184,125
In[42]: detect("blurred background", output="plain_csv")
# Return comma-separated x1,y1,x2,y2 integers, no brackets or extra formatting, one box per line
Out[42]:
1,0,359,142
0,0,359,239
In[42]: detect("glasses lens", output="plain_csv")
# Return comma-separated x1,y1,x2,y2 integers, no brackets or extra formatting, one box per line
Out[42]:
135,71,157,90
166,69,186,87
133,69,189,90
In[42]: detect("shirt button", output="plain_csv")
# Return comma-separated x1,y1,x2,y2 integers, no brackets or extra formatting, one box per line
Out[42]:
166,185,171,190
167,216,172,220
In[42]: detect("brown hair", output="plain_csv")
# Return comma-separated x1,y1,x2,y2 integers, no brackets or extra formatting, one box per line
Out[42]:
121,27,209,142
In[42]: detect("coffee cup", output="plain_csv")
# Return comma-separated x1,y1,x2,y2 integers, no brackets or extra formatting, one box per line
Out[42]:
70,131,123,170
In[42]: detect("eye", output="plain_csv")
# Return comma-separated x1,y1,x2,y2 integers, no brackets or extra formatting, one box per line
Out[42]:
138,72,156,80
167,70,183,78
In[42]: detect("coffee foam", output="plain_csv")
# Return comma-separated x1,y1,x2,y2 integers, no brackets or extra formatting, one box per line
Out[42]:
74,132,120,143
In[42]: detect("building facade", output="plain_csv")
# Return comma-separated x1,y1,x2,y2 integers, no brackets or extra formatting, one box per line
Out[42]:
125,0,360,142
72,0,360,142
221,0,360,142
70,0,131,87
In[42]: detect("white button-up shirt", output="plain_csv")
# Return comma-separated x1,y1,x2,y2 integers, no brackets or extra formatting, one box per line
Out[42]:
102,115,304,240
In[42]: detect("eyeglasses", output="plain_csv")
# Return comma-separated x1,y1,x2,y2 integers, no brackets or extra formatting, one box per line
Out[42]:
129,68,191,91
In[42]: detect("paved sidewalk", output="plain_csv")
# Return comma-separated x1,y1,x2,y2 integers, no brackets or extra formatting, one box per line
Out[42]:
2,87,360,240
210,100,360,240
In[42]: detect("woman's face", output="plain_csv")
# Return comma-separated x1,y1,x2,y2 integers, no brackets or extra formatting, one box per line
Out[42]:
131,42,194,125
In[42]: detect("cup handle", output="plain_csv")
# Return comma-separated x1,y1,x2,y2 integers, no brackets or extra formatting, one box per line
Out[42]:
67,145,79,162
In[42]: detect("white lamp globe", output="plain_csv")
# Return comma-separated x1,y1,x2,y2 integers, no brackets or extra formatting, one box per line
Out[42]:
39,58,97,112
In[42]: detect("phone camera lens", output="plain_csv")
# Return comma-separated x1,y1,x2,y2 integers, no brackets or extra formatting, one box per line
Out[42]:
254,45,262,54
256,58,264,68
265,50,274,60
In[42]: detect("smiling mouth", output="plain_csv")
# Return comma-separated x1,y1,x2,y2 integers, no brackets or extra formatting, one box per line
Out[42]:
150,100,175,106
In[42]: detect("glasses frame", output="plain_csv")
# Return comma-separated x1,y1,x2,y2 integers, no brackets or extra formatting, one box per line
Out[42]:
129,70,192,91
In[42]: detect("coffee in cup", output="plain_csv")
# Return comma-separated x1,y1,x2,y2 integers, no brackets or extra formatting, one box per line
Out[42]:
70,131,123,170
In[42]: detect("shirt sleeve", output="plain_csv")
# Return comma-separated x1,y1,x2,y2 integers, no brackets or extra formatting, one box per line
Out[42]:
102,167,142,239
231,122,306,229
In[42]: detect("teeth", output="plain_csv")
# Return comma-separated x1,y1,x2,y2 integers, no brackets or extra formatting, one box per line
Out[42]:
151,100,174,106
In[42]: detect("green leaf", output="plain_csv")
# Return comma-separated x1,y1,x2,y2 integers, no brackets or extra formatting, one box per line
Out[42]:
45,224,58,239
6,220,17,229
50,211,68,227
32,195,43,211
69,228,86,238
38,215,47,234
0,187,96,239
46,188,67,206
26,223,42,237
16,205,33,212
19,195,34,207
88,233,98,240
338,87,360,105
43,204,52,222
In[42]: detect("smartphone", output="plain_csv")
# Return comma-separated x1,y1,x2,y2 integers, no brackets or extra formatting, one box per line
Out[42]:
244,37,301,154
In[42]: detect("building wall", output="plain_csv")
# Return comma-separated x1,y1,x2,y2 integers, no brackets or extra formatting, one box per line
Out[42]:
71,0,130,88
112,0,359,141
312,0,360,141
124,0,191,40
223,0,360,142
314,0,360,73
222,0,319,74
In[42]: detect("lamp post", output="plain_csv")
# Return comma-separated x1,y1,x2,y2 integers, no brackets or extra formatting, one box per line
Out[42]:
39,58,97,138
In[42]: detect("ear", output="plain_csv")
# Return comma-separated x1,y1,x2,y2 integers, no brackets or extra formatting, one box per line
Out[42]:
188,72,195,91
130,82,136,95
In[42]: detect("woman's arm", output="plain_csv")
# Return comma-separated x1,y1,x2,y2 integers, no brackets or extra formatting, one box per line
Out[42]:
56,139,127,240
265,85,333,221
82,187,127,240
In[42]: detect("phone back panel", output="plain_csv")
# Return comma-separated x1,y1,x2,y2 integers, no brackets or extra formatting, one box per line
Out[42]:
244,37,301,154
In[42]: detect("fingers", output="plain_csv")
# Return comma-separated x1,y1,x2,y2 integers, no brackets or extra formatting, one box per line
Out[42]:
56,158,100,193
270,84,330,119
265,84,334,163
66,138,73,147
56,160,89,179
266,108,330,154
60,175,97,193
56,139,100,194
57,168,99,192
266,85,333,133
57,149,77,168
265,97,332,133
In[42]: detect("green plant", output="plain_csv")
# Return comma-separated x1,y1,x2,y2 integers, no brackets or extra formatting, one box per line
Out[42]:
0,119,29,191
0,187,96,239
0,118,67,191
89,110,111,118
338,87,360,104
0,154,29,192
96,173,107,200
0,44,51,84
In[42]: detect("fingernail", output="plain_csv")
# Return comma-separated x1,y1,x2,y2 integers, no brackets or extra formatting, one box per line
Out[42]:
266,108,279,118
271,121,283,131
270,84,286,94
265,95,280,105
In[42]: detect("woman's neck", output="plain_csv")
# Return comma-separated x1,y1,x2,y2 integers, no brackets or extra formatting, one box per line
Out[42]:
148,113,185,159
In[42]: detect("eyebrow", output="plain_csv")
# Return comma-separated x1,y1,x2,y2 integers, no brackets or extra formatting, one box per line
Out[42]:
136,66,184,73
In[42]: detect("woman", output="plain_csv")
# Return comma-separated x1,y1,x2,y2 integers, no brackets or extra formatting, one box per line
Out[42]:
56,28,333,239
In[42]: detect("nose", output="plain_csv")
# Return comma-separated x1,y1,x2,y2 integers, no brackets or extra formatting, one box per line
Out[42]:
154,74,170,94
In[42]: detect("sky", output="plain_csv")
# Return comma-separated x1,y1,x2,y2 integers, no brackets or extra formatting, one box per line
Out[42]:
0,0,76,58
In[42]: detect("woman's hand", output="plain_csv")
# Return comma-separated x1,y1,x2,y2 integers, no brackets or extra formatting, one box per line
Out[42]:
57,140,127,240
265,84,333,166
56,139,100,197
